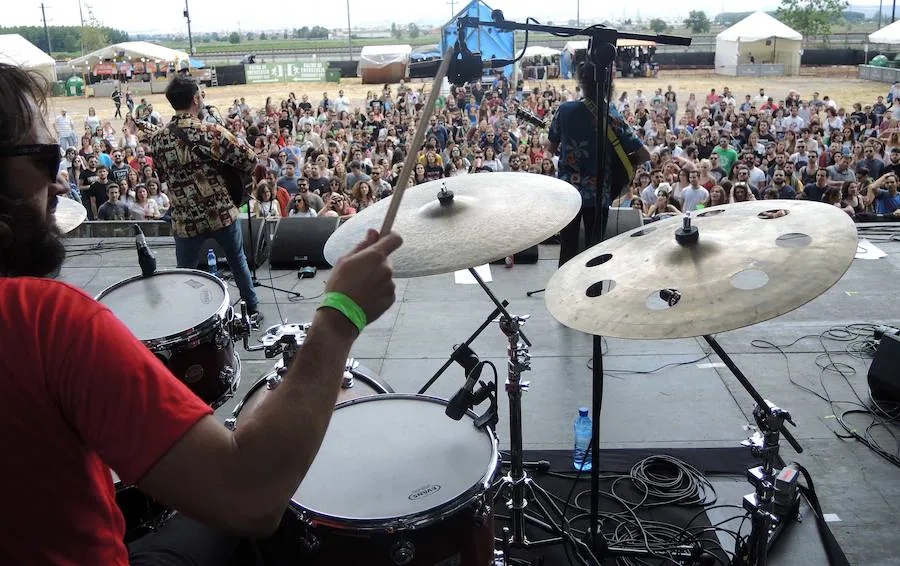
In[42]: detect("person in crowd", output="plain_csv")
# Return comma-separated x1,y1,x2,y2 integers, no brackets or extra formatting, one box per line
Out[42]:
351,180,377,211
841,180,866,216
804,168,830,202
251,181,282,219
288,193,317,217
131,183,160,220
54,109,77,150
146,178,169,214
647,184,679,217
97,183,131,220
866,172,900,215
319,191,356,220
681,170,710,211
0,61,404,566
707,184,729,207
151,76,264,326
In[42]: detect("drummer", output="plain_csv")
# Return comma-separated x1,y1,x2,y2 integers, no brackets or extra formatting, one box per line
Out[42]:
0,63,402,565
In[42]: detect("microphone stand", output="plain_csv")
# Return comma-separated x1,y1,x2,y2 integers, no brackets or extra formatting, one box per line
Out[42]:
458,16,693,564
244,194,295,296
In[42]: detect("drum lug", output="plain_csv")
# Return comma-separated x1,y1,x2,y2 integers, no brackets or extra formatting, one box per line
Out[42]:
298,531,320,555
265,373,283,390
342,370,354,389
473,498,491,527
214,328,230,351
223,417,236,431
390,539,415,565
219,364,235,385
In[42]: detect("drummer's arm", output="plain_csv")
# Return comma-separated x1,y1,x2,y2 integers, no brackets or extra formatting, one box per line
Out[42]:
138,307,355,537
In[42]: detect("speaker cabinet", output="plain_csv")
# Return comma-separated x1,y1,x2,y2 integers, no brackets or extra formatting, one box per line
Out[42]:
869,333,900,404
269,216,341,269
196,217,273,270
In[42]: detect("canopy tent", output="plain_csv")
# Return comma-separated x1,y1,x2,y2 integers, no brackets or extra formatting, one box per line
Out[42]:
358,44,412,84
68,41,190,68
714,11,802,76
516,45,560,59
442,0,515,79
410,44,441,62
869,20,900,44
0,34,57,84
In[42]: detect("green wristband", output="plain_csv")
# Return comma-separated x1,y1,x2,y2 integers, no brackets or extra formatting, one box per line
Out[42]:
318,291,367,333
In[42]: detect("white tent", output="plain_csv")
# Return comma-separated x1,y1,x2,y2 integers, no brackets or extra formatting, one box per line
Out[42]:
517,46,560,58
869,20,900,44
0,34,57,84
715,11,802,76
357,44,411,84
67,41,189,68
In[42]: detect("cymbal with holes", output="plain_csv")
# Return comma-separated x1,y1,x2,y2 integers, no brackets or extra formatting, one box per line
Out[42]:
53,196,87,234
545,201,858,339
323,173,582,278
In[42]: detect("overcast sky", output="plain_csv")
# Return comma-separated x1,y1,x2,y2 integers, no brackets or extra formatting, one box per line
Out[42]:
12,0,889,35
10,0,842,35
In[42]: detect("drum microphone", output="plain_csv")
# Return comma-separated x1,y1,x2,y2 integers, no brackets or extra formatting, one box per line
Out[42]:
446,362,484,421
133,224,157,278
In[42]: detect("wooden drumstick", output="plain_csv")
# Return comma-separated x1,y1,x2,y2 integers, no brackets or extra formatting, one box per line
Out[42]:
380,47,456,236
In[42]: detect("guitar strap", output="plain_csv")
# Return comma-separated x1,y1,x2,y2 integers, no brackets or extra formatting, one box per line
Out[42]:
581,97,636,185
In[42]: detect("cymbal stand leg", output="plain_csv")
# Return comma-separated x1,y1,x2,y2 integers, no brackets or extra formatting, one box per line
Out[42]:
703,334,804,566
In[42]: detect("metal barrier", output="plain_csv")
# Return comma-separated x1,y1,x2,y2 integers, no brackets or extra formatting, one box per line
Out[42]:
66,221,172,239
858,64,900,83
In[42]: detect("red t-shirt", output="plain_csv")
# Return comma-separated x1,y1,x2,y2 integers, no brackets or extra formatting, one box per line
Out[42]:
0,278,213,565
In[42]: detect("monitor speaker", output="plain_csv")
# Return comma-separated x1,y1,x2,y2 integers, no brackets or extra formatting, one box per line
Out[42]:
269,216,341,269
868,333,900,404
196,217,273,270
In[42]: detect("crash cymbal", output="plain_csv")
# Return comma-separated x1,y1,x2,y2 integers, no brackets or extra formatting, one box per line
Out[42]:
324,173,581,278
545,201,858,340
53,196,87,234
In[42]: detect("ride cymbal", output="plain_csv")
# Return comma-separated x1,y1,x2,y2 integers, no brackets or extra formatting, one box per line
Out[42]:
324,173,581,278
545,201,858,339
53,196,87,234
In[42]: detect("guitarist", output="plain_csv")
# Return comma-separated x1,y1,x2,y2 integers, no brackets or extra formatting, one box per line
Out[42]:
151,76,263,326
548,61,650,267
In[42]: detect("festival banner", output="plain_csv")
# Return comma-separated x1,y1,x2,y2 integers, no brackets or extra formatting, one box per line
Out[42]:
93,63,116,76
244,62,328,84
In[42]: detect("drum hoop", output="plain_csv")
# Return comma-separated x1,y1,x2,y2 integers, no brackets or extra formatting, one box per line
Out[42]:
94,269,231,350
230,367,393,425
292,394,499,533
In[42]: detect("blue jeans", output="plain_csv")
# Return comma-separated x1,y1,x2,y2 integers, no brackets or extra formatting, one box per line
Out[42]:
174,221,259,311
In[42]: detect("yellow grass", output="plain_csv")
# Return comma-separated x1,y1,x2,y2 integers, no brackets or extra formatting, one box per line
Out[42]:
46,69,892,135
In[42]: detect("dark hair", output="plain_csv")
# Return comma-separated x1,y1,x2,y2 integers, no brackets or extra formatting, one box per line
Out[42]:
165,76,199,111
285,160,297,167
0,63,48,149
96,165,108,172
577,61,599,100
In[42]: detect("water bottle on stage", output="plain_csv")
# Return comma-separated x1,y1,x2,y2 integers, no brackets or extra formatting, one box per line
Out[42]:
573,407,592,471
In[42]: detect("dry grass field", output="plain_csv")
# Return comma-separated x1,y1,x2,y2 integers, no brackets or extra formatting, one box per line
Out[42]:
46,69,892,135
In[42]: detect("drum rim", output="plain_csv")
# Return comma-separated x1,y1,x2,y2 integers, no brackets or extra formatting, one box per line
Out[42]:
94,269,231,350
229,365,392,426
290,393,499,533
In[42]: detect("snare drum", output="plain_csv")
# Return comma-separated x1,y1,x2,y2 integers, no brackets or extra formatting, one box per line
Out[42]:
280,394,498,566
95,269,240,408
226,364,393,430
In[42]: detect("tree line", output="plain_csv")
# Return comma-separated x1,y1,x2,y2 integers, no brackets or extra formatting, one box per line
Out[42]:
0,25,129,55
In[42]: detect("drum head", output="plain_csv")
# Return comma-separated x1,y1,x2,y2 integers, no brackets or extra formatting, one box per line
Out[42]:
96,270,227,341
293,395,496,524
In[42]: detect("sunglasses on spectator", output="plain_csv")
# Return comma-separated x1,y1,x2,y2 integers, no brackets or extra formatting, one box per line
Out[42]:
0,144,61,182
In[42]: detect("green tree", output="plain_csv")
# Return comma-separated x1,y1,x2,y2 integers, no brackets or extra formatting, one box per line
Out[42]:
228,31,241,44
391,22,402,39
684,10,711,33
648,18,667,33
81,5,109,52
407,23,420,39
259,31,267,40
776,0,848,38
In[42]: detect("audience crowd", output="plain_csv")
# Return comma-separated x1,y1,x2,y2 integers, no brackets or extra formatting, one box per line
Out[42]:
56,74,900,225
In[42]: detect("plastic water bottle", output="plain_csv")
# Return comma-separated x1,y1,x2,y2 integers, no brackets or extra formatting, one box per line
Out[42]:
207,248,217,276
573,407,592,471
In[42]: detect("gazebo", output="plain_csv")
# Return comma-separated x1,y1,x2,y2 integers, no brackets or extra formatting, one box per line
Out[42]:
714,12,802,76
0,34,57,85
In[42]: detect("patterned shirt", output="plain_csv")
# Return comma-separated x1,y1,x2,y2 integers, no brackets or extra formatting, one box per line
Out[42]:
150,113,257,238
549,100,642,207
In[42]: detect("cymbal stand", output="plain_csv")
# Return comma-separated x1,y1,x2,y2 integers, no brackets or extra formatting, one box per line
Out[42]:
703,334,803,566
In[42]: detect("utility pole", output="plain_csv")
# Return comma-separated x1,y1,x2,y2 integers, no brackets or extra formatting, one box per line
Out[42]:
77,0,85,56
346,0,353,61
40,3,52,55
183,0,195,56
893,0,897,24
447,0,456,18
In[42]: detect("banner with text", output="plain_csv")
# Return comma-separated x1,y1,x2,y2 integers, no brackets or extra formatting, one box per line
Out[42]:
244,62,329,84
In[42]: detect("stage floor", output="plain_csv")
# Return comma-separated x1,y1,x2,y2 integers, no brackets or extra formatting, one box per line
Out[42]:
58,234,900,565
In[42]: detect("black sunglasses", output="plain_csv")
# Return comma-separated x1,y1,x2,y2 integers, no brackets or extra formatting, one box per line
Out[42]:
0,144,61,182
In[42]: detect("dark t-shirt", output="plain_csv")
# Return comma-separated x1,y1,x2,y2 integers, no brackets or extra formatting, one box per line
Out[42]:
278,118,293,134
90,181,114,209
109,163,130,185
80,168,99,188
803,182,827,203
97,200,131,220
277,175,299,196
308,177,330,194
424,164,444,182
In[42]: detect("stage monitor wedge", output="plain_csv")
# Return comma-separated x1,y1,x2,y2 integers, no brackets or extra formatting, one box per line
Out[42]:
269,216,341,269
